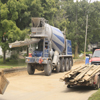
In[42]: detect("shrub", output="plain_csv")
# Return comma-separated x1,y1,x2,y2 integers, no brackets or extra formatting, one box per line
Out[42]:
10,54,18,60
0,55,3,59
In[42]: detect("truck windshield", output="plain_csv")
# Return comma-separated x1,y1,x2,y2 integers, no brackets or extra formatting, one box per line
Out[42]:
35,40,43,51
93,50,100,57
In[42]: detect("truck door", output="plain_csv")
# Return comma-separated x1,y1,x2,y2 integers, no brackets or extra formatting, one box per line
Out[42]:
44,38,49,57
33,39,43,57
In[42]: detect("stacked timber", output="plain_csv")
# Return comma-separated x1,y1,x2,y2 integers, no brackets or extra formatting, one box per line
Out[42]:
61,65,100,85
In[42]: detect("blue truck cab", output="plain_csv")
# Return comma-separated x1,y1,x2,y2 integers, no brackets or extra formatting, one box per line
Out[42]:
26,38,50,64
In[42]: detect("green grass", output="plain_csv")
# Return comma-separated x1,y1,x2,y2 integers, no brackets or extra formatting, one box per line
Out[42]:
0,58,27,69
88,89,100,100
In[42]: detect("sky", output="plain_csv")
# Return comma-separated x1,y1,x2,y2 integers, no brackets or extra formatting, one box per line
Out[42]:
74,0,100,2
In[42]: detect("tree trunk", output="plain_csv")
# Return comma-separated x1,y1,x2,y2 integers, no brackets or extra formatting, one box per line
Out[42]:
3,50,6,64
75,44,78,59
27,46,29,56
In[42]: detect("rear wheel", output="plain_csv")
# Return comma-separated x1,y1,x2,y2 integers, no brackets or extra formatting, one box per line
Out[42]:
98,76,100,88
94,76,100,89
65,58,69,71
60,58,65,72
67,84,71,88
69,58,72,70
27,64,35,75
44,60,52,76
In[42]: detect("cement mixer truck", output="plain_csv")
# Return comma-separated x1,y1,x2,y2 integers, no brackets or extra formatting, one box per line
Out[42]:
9,17,73,76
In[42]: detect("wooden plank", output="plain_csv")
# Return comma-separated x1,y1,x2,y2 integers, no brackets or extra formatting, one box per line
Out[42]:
82,65,100,81
61,65,100,85
85,67,100,81
0,71,9,94
64,65,87,78
74,65,93,81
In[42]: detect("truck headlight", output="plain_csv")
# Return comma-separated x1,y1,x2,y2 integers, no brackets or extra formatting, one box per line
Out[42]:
26,59,30,62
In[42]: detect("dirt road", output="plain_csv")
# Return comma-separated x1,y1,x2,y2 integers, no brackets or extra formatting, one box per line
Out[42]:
0,63,97,100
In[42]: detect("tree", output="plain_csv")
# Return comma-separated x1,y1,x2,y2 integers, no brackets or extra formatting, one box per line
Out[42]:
0,0,28,63
88,1,100,44
63,0,90,58
41,0,57,25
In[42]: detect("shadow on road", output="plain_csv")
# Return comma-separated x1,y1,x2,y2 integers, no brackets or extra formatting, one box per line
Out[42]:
34,72,45,76
33,70,63,76
62,86,95,93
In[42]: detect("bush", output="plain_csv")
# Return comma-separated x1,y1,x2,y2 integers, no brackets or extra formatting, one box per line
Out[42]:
0,55,3,59
23,53,27,57
10,54,18,60
86,51,92,54
6,58,10,62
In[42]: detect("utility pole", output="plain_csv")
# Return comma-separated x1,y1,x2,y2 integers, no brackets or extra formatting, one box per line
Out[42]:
75,0,78,58
84,0,91,57
84,15,88,56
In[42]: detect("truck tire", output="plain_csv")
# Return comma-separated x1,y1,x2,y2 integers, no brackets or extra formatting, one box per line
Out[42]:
94,76,100,89
67,84,71,88
98,75,100,88
65,58,69,71
60,58,65,72
69,58,72,70
27,64,35,75
44,60,52,76
56,61,60,73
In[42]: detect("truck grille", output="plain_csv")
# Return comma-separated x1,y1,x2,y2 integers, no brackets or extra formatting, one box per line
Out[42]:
91,62,100,65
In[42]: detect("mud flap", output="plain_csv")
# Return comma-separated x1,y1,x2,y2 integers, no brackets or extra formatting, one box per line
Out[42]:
0,71,9,94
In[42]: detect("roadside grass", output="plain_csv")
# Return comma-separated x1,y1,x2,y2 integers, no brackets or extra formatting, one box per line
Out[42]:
0,58,26,69
88,89,100,100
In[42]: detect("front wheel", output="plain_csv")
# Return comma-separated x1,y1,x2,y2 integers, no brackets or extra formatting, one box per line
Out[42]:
44,60,52,76
27,64,35,75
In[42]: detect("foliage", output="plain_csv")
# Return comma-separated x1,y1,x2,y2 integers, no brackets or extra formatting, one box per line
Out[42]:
10,54,18,60
0,0,29,63
1,0,100,61
88,89,100,100
0,58,26,68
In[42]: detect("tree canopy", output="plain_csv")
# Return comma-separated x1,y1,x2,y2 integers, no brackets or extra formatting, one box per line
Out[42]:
1,0,100,61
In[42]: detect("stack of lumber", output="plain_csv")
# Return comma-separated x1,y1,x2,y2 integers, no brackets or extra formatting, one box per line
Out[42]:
61,65,100,85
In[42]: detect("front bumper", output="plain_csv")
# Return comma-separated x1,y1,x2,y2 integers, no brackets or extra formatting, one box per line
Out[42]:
91,61,100,65
25,57,48,64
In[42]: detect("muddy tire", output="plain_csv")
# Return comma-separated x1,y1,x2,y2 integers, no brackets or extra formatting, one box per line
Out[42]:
56,61,60,73
65,58,69,71
44,60,52,76
60,58,65,72
27,64,35,75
